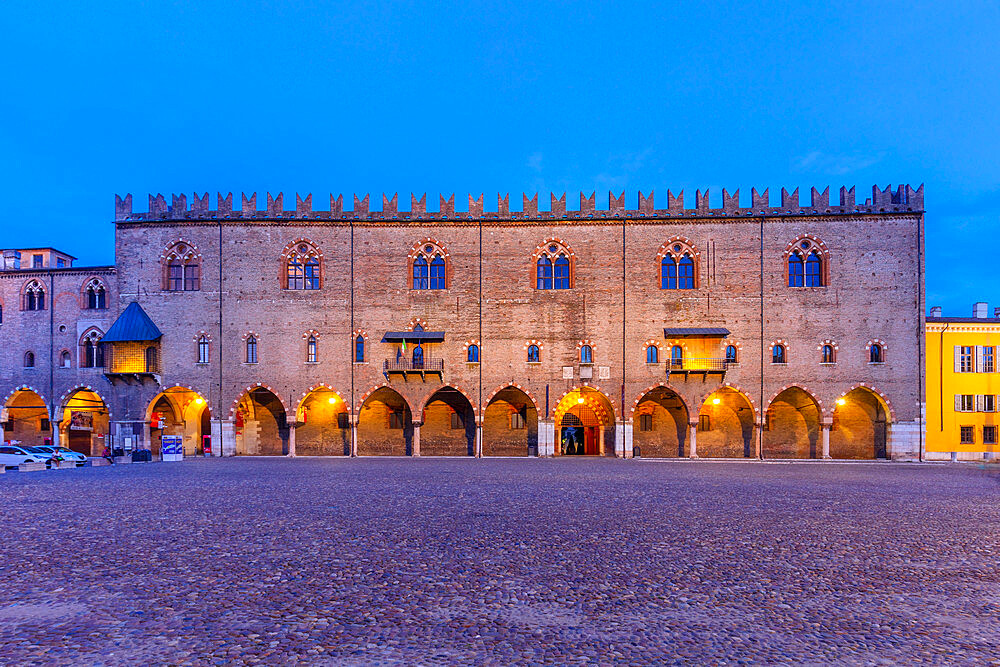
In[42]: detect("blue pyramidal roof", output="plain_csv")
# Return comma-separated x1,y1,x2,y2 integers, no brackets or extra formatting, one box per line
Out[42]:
101,301,163,343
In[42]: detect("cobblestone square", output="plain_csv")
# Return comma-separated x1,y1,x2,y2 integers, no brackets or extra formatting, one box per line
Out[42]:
1,459,998,665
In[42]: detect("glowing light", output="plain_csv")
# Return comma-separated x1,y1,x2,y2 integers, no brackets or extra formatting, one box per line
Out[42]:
328,396,338,404
712,397,721,405
194,397,205,405
577,397,585,404
836,398,846,406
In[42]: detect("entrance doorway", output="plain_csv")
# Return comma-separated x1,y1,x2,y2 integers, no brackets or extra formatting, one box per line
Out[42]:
560,407,599,455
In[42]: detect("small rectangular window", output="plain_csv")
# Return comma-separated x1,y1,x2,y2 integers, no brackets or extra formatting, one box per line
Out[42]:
450,412,464,430
337,413,349,430
56,258,65,268
984,425,997,445
510,411,526,430
698,414,711,432
960,426,975,444
388,411,404,430
32,255,43,268
639,414,653,432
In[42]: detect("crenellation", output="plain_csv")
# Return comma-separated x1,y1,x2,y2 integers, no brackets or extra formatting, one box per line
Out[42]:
113,184,925,222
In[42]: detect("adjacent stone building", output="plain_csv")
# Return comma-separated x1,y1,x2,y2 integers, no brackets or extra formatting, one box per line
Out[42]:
1,184,925,460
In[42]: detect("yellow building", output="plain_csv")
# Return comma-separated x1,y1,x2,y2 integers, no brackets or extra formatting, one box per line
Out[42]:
926,302,1000,460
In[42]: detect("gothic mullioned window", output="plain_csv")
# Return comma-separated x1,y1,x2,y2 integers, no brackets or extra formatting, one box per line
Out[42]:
163,241,201,291
81,329,104,368
658,239,698,290
533,240,574,290
786,237,828,288
410,240,450,290
283,241,322,290
23,280,45,311
84,278,107,309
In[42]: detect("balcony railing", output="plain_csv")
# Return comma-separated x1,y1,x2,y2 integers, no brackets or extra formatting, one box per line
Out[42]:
384,358,444,374
666,358,731,373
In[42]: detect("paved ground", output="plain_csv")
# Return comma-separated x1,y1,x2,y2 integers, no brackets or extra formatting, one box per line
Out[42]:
1,459,999,665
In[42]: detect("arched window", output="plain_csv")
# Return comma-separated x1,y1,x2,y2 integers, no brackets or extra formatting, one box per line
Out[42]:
60,350,71,368
355,335,365,362
283,241,322,290
580,344,593,364
658,241,698,290
467,344,479,363
678,255,695,289
163,242,201,291
410,241,450,290
23,280,45,310
661,256,677,289
671,345,683,367
81,330,103,368
412,256,428,289
870,343,884,363
430,255,446,289
821,344,835,364
536,256,553,289
198,335,210,364
24,351,35,367
646,346,659,364
725,345,738,364
554,255,570,289
534,241,574,290
0,302,3,323
145,346,158,372
246,335,258,364
527,344,540,363
772,344,786,364
805,252,823,287
85,279,107,309
412,343,424,368
307,335,318,363
787,238,826,288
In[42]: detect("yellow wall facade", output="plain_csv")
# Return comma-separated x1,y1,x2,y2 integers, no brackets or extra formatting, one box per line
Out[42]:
926,321,1000,455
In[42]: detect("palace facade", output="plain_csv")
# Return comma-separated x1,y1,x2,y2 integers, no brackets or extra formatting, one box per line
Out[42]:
0,185,925,460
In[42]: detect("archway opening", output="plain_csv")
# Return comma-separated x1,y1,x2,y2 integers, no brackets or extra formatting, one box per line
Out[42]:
147,388,211,457
234,388,287,456
831,388,889,459
697,388,756,458
357,387,413,456
764,387,820,459
632,386,689,457
484,387,538,456
60,389,109,456
296,388,349,456
421,387,476,456
3,389,50,447
554,388,615,456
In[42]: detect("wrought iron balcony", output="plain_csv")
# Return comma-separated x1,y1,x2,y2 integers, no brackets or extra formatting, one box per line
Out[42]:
666,358,731,375
384,357,444,380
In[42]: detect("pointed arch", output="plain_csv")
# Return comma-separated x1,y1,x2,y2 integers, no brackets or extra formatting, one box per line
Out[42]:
408,238,452,290
295,384,350,456
656,237,700,289
21,279,46,311
532,238,576,289
695,386,758,458
161,239,202,291
484,385,538,456
281,238,323,290
631,383,691,458
784,235,830,288
81,277,108,310
357,384,414,456
764,385,823,459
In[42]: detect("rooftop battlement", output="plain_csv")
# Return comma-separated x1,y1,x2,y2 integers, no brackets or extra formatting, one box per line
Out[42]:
114,185,923,223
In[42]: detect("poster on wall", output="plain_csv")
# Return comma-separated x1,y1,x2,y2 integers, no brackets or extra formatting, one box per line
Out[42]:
161,435,183,461
69,411,93,431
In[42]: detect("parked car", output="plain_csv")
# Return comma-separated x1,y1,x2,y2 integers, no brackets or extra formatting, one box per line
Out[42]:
31,446,87,465
0,445,50,467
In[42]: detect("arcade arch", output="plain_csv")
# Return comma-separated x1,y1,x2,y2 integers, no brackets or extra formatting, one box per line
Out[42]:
146,387,211,457
357,387,413,456
483,386,538,456
830,387,890,459
234,387,288,456
696,388,757,458
295,386,350,456
58,388,110,456
632,385,689,457
553,387,616,456
2,388,50,446
764,387,821,459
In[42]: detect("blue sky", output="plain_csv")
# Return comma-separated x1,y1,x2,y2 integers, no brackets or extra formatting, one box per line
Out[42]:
2,0,997,315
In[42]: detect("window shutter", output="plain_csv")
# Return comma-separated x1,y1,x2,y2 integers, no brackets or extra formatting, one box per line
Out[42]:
954,346,961,373
975,346,984,373
954,394,962,411
976,395,984,412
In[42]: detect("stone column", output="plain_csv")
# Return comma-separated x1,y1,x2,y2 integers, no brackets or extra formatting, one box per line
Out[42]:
287,424,297,457
538,420,555,457
0,419,5,444
412,422,421,457
688,421,698,459
598,425,606,456
220,420,237,457
475,419,483,458
350,415,358,457
821,422,832,459
210,419,223,457
755,420,763,458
